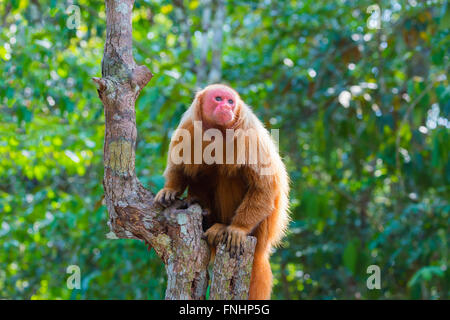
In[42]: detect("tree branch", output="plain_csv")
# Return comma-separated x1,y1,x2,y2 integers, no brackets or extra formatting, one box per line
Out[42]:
209,238,256,300
94,0,255,300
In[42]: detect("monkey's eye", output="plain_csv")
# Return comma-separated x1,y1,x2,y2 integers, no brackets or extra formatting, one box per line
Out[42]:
228,99,233,104
215,96,222,101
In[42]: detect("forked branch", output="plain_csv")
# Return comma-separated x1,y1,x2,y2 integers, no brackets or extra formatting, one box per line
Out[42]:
94,0,255,300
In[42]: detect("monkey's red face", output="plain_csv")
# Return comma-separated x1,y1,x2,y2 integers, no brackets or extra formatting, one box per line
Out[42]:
202,86,238,127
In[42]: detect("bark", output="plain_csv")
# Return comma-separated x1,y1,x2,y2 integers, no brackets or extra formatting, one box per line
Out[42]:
209,238,257,300
94,0,255,300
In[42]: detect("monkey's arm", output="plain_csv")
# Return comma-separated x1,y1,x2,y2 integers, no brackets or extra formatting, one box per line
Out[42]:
232,188,274,230
225,172,276,254
154,122,191,207
154,163,187,207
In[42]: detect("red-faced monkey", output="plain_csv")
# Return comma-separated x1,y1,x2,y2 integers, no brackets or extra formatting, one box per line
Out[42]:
155,84,289,299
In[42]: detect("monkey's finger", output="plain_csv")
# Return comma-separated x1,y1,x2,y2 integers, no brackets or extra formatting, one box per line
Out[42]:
204,226,215,245
236,234,244,257
159,194,165,206
206,232,215,246
211,232,218,246
206,235,213,246
203,230,209,241
219,228,228,246
214,232,223,246
157,196,167,207
230,243,236,258
205,234,212,245
231,240,238,258
232,233,240,257
221,231,228,247
233,239,240,258
164,191,176,206
216,232,225,246
210,231,221,246
224,232,229,251
164,191,172,204
239,236,244,256
159,191,168,206
154,192,164,205
226,232,233,252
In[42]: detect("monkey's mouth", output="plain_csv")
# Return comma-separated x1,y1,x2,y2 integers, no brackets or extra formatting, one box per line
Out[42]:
215,109,234,125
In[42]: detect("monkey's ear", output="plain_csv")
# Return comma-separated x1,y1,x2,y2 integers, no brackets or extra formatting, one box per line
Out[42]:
191,90,204,122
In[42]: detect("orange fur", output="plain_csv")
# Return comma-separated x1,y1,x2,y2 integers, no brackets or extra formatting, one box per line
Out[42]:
155,84,290,300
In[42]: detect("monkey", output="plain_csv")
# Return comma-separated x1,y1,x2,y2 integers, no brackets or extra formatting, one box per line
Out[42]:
154,84,289,300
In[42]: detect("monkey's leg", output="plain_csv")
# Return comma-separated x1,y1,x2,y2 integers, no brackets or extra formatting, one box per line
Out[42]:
204,223,227,247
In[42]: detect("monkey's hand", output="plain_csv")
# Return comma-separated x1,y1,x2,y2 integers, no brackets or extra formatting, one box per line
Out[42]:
154,187,179,207
223,225,249,257
204,223,227,247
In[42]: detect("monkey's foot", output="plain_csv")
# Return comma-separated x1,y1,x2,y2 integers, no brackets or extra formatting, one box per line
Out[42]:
223,225,248,257
154,187,179,207
204,223,227,247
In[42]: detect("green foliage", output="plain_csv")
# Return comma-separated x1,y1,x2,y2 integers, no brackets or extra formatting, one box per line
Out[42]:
0,0,448,299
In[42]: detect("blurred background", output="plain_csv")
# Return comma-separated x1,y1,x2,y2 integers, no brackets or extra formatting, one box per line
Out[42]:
0,0,449,299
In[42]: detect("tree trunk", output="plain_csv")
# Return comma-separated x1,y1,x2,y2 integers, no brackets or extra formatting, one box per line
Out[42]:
93,0,255,300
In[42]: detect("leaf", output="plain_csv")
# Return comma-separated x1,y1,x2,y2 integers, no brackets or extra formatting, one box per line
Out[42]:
407,266,445,287
343,239,359,275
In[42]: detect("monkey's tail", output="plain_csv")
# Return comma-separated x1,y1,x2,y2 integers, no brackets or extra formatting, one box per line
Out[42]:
248,237,272,300
248,224,272,300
